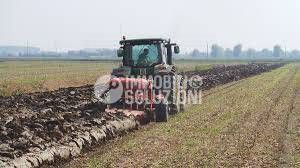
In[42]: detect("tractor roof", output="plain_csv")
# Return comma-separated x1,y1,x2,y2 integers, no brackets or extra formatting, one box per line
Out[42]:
119,38,169,45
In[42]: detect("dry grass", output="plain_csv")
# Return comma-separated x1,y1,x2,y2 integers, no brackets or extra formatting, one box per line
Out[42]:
0,60,214,96
65,64,300,168
283,65,300,167
0,60,118,96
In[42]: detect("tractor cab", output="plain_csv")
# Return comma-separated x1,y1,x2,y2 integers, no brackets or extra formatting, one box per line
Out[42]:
113,38,180,76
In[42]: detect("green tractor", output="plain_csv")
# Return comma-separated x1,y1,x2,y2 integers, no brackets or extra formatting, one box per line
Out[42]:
105,37,185,122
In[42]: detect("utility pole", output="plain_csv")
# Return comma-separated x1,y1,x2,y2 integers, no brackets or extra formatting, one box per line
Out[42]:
27,40,29,57
206,42,209,59
285,46,287,57
120,24,123,40
54,41,58,53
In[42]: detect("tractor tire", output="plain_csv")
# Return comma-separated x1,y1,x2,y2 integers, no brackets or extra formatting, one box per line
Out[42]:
155,102,169,122
179,102,185,112
169,103,179,114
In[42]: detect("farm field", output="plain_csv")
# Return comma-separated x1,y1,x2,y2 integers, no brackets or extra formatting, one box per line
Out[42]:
0,63,283,167
0,60,216,96
0,60,118,96
66,64,300,167
4,1,300,168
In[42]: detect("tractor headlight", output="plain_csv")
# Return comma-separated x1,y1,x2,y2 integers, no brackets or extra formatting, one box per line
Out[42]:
154,64,169,74
154,64,165,72
112,66,131,77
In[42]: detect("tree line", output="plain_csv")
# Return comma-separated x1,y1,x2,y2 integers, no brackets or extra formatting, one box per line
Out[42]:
187,44,300,59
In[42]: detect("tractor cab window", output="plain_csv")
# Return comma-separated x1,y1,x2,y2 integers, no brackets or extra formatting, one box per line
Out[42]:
131,44,160,67
161,44,167,64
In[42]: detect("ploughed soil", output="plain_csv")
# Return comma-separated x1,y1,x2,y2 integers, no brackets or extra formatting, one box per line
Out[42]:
0,63,283,167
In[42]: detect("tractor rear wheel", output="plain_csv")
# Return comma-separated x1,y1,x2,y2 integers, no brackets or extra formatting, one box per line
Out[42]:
155,102,169,122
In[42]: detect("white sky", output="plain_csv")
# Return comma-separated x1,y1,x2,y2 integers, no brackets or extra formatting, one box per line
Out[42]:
1,0,300,51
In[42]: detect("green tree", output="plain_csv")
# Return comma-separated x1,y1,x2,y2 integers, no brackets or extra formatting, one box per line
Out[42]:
247,48,256,58
233,44,242,57
259,48,272,58
273,45,283,57
290,50,300,58
211,44,224,58
190,49,201,58
224,48,233,57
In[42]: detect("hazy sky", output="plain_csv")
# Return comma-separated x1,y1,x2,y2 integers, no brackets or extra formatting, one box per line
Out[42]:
1,0,300,51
